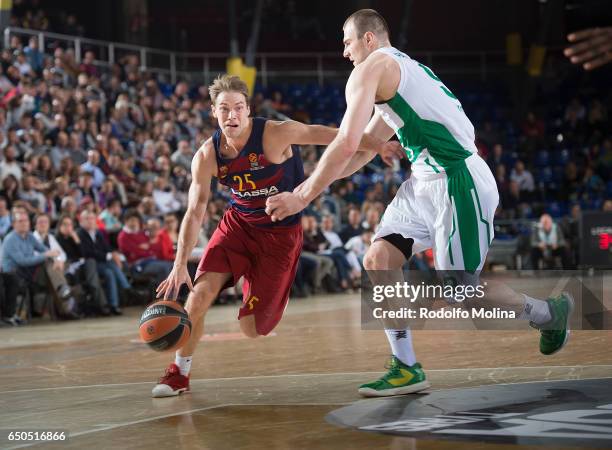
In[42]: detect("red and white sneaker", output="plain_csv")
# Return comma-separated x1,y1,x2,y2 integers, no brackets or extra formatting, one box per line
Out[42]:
151,363,190,398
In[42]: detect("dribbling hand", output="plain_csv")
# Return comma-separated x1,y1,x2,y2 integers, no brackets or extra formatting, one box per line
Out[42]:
156,264,194,300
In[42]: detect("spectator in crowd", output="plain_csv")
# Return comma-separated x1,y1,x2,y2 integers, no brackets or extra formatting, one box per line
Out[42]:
117,209,172,287
60,196,78,219
76,171,98,206
501,180,524,219
55,214,111,316
510,160,535,199
78,210,130,315
1,210,78,319
292,255,317,298
301,215,335,293
320,214,353,289
98,178,120,210
137,196,158,222
163,213,181,252
0,175,20,209
50,131,71,170
99,197,123,234
339,207,363,243
0,197,11,237
170,139,194,171
360,189,378,216
487,143,511,174
0,256,23,326
34,154,55,182
580,166,605,198
495,164,509,195
79,51,98,78
561,203,581,269
19,175,45,214
24,36,44,74
32,213,65,273
146,217,174,261
344,229,373,281
362,207,380,233
531,214,571,269
0,145,23,182
521,111,545,149
80,150,106,188
561,162,581,202
152,175,182,214
13,50,33,77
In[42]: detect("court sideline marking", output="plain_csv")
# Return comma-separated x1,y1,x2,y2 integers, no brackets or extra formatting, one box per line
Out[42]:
1,363,611,394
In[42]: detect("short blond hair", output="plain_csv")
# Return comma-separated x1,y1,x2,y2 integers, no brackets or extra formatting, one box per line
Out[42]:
209,74,249,104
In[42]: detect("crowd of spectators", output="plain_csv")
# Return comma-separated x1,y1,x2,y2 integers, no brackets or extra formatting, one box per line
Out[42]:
9,0,85,36
0,25,610,326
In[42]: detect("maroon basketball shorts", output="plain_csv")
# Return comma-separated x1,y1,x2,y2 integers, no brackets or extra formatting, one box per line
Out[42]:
195,209,303,335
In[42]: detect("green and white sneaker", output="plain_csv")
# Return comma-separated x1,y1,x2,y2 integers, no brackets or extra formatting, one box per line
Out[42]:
358,356,430,397
530,292,575,355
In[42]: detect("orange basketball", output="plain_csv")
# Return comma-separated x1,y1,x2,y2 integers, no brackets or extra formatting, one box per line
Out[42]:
139,300,192,352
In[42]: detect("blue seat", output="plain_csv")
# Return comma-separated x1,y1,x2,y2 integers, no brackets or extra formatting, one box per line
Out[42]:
323,84,342,98
580,198,602,211
535,150,550,168
546,202,562,218
551,148,571,166
552,166,565,183
159,83,173,97
538,167,553,183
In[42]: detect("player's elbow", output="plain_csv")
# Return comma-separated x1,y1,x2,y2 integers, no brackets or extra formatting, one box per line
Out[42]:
336,135,359,159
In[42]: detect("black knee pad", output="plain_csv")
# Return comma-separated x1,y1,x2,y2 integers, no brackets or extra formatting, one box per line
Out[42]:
380,234,414,261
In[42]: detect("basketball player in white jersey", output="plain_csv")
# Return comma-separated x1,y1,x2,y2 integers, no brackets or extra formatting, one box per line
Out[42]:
266,9,574,396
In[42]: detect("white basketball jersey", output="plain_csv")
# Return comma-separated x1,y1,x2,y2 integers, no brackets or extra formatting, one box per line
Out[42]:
373,47,477,178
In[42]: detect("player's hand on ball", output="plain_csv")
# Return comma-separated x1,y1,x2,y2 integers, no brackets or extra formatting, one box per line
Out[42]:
564,27,612,70
377,141,405,166
156,264,193,300
265,192,307,222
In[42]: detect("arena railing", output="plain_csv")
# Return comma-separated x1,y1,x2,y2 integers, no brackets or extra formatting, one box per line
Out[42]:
4,27,508,85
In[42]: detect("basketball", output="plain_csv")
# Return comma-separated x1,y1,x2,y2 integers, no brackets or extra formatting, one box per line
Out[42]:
139,301,192,352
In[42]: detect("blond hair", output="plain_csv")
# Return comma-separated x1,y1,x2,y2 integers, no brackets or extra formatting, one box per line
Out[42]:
209,74,249,104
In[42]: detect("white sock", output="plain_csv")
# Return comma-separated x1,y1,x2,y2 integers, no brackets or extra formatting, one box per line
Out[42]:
175,353,192,376
384,329,417,366
518,294,551,325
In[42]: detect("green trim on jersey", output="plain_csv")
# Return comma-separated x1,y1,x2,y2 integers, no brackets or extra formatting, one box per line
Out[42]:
424,157,441,173
448,209,457,266
384,93,472,169
447,163,482,273
473,188,492,245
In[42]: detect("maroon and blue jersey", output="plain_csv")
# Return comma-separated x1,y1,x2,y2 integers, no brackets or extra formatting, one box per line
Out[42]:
213,117,304,227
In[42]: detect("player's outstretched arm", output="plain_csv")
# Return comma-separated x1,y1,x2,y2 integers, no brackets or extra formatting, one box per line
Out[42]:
337,110,400,177
266,118,397,158
265,62,382,221
156,142,214,300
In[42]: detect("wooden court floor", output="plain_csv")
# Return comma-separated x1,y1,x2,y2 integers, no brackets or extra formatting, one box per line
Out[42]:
1,277,611,450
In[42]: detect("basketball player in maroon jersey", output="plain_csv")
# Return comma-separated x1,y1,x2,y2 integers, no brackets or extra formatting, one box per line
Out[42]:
152,75,398,397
